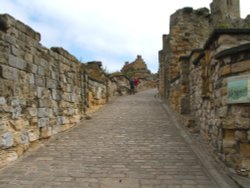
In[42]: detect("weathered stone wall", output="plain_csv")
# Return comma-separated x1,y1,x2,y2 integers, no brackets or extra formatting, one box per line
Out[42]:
164,7,210,112
188,50,204,128
158,0,250,178
158,34,171,100
210,0,240,28
187,29,250,177
0,14,111,166
86,77,108,113
110,75,130,96
203,30,250,176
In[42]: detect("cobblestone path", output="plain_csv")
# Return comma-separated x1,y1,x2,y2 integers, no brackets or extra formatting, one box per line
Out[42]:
0,89,237,188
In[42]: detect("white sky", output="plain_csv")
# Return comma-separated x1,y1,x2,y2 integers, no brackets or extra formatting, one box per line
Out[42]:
0,0,249,73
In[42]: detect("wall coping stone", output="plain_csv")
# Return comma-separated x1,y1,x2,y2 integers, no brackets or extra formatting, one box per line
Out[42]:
204,29,250,49
215,43,250,59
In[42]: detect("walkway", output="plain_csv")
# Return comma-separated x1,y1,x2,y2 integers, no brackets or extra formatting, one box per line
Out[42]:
0,89,237,188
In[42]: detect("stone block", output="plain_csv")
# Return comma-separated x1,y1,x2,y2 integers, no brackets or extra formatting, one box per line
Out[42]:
240,144,250,158
38,108,53,118
40,58,49,67
46,78,57,89
24,53,33,63
37,87,45,98
248,131,250,141
28,73,35,85
38,118,49,128
231,60,250,74
9,55,27,70
35,75,45,87
218,106,228,117
26,107,37,117
67,108,74,115
0,97,6,105
219,65,231,76
223,139,236,148
69,115,81,124
39,99,52,108
30,117,38,126
51,89,61,101
37,66,45,76
57,116,69,125
224,130,234,139
0,132,13,149
13,131,29,145
235,117,250,129
0,65,18,80
41,126,52,138
235,131,247,142
28,128,39,142
9,119,29,131
0,120,9,132
26,63,37,74
11,106,22,119
222,117,235,129
241,159,250,170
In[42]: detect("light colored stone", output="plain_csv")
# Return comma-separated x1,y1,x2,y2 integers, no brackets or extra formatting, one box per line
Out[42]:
57,116,69,125
28,128,39,142
26,107,37,117
9,119,29,131
11,106,22,119
41,126,52,138
38,108,53,118
13,131,29,145
38,118,49,128
0,97,6,105
0,132,13,148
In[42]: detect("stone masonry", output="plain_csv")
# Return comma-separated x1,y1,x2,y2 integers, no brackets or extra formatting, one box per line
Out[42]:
0,13,157,167
159,7,210,112
0,14,113,167
158,0,250,178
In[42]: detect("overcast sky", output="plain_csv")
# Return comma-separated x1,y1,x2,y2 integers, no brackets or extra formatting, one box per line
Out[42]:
0,0,249,73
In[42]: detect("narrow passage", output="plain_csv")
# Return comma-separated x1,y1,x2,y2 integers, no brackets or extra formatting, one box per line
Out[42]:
0,89,234,188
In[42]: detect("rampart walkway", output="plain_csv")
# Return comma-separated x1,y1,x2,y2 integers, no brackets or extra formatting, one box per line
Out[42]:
0,89,238,188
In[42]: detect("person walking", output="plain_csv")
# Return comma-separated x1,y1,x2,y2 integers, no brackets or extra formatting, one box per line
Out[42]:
134,77,140,93
129,78,135,94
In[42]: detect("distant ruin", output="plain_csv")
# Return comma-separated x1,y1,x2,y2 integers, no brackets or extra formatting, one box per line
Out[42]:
159,0,250,178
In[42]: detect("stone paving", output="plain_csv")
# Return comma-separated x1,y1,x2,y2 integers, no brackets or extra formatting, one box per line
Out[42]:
0,89,238,188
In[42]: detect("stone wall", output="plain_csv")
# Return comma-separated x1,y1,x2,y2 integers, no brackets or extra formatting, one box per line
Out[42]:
158,0,250,178
161,7,210,112
181,29,250,177
0,14,112,166
202,30,250,176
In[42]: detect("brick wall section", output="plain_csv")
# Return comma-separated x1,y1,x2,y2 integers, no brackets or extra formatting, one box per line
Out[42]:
0,14,111,166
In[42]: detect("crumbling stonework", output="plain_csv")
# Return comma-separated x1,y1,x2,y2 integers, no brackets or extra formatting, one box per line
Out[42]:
0,14,113,166
160,7,210,111
121,55,152,79
159,0,250,178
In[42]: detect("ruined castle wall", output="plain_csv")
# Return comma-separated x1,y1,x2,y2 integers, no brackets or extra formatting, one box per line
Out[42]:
0,14,110,166
210,0,240,28
158,34,171,100
167,7,210,112
86,77,107,113
190,30,250,174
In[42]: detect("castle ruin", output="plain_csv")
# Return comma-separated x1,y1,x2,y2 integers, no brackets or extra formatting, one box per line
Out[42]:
159,0,250,178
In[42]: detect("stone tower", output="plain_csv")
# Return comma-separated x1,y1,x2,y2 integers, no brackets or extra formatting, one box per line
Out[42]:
210,0,240,27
